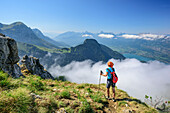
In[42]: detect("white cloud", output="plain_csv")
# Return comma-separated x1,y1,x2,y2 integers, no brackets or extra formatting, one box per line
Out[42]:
140,34,165,39
49,59,170,101
121,34,166,40
98,34,114,39
121,34,142,39
82,34,93,38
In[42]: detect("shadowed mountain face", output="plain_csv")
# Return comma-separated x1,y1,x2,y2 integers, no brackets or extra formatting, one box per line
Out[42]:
0,22,59,49
69,39,125,62
32,28,69,48
17,39,125,67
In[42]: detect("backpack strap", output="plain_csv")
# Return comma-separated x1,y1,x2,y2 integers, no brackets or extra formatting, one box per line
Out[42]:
107,68,111,73
112,68,118,78
111,68,115,72
107,68,113,81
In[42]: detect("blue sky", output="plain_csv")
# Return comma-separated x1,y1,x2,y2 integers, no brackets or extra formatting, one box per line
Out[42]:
0,0,170,37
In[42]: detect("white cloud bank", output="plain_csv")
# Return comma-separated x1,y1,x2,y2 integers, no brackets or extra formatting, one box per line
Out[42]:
98,34,114,39
121,34,168,40
49,59,170,101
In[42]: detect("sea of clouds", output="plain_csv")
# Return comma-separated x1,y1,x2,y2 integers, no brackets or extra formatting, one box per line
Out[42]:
49,58,170,101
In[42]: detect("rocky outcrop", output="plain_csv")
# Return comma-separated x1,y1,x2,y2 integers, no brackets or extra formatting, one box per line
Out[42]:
0,34,23,78
21,55,54,79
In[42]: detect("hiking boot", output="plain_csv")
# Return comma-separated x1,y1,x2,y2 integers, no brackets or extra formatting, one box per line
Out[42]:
112,98,116,102
106,96,110,100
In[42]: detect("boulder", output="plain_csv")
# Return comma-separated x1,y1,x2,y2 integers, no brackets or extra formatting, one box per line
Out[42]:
0,34,23,78
21,55,54,79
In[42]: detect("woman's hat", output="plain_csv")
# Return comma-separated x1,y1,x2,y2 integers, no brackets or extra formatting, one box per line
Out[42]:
107,61,114,67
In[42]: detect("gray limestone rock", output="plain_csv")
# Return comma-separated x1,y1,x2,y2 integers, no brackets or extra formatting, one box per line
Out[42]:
0,34,23,78
21,55,54,79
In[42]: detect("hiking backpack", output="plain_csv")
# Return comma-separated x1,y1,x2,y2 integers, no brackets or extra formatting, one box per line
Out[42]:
107,68,118,83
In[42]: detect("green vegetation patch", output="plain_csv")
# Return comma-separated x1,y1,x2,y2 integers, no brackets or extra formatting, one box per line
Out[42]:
0,70,9,80
60,90,71,99
29,77,46,91
35,45,71,53
0,87,32,113
90,92,107,104
0,70,11,88
78,99,94,113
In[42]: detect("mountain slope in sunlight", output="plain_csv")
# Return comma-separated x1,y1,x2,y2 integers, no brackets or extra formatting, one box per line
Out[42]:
0,70,157,113
0,22,59,49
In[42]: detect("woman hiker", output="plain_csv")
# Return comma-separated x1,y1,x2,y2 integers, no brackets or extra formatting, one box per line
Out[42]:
100,61,118,102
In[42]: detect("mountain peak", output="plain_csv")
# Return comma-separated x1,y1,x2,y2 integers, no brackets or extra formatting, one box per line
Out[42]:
69,39,125,63
83,39,99,45
11,21,24,25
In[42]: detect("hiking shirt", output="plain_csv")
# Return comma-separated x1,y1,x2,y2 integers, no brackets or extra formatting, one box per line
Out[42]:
106,67,115,79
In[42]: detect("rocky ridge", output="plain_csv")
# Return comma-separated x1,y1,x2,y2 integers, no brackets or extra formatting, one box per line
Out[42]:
0,34,54,79
20,55,54,79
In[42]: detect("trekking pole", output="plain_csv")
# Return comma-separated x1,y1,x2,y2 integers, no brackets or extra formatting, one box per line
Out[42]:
98,70,103,91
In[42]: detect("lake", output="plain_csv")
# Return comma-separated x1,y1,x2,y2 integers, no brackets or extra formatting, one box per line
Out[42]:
123,53,154,62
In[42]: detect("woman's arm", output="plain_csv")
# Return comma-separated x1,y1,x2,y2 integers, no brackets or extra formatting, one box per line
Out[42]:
100,72,108,77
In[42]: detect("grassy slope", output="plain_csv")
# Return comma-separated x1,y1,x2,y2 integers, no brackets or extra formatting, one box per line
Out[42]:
17,42,70,54
0,70,157,113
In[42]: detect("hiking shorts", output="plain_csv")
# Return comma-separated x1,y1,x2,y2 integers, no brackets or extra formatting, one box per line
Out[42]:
106,79,115,88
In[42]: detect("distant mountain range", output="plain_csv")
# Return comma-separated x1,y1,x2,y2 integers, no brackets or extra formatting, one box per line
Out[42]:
54,31,170,45
54,31,170,64
0,22,67,49
0,21,169,64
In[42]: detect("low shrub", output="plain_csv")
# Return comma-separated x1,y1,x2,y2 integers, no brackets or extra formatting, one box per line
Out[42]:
78,99,94,113
60,90,70,99
73,89,81,99
0,70,8,80
0,70,11,88
86,88,93,93
71,101,80,109
90,92,104,103
54,92,60,96
29,79,45,91
58,101,66,108
0,79,10,87
65,106,74,113
76,84,85,89
46,97,58,112
0,88,32,113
